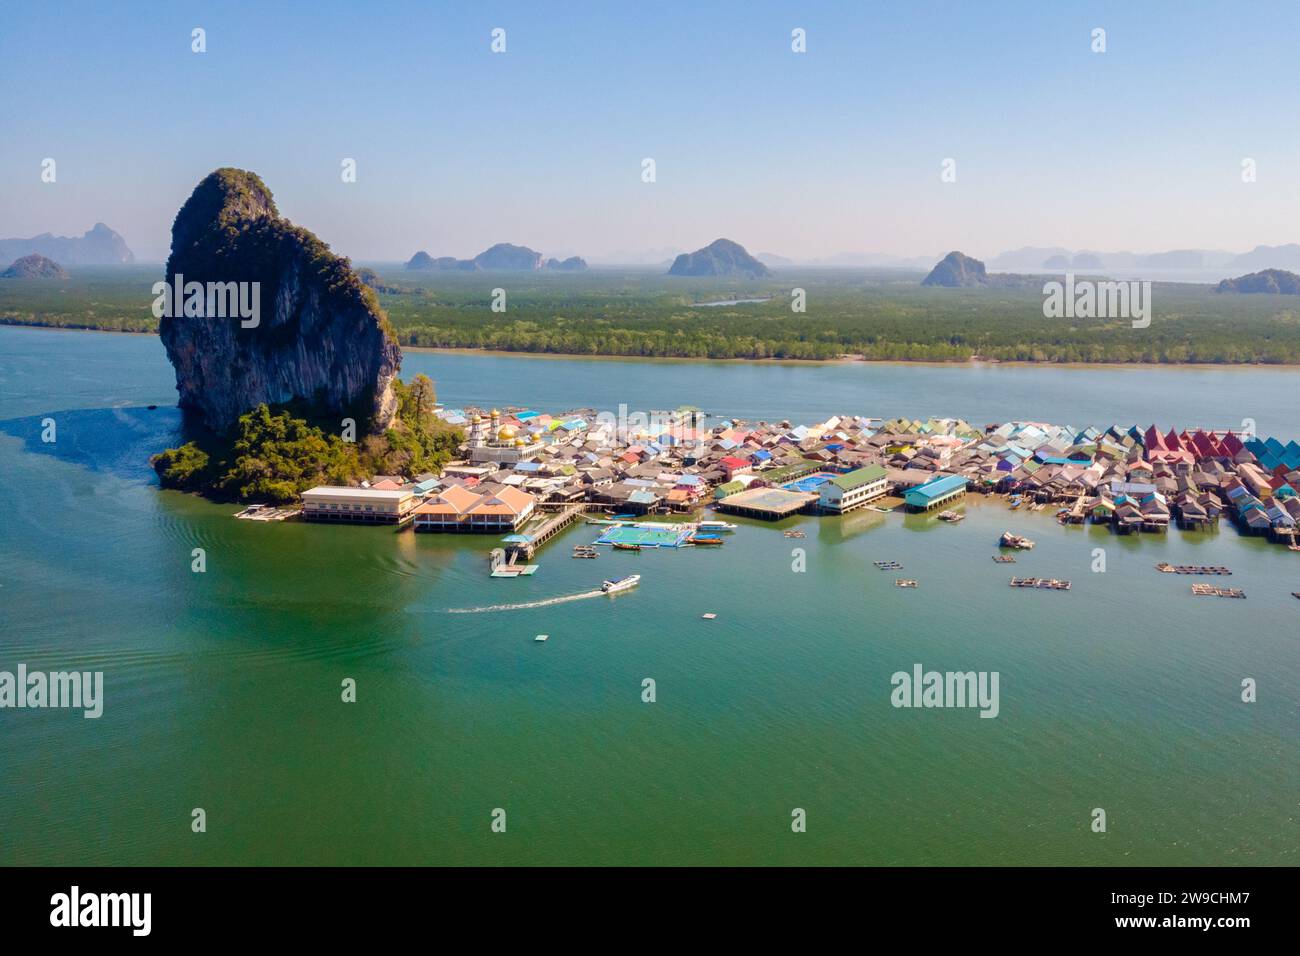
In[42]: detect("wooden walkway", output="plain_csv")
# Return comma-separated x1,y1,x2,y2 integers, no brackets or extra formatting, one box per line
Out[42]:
505,503,587,560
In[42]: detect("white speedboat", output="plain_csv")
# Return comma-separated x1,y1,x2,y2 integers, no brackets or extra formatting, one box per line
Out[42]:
601,574,641,594
697,520,737,533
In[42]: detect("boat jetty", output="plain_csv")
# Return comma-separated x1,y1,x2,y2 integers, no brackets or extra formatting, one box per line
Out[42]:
235,503,299,522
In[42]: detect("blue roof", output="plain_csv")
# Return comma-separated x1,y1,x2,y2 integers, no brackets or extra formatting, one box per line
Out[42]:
514,461,541,472
904,474,968,503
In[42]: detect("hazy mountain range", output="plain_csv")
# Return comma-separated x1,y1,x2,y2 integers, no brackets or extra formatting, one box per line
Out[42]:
0,223,134,266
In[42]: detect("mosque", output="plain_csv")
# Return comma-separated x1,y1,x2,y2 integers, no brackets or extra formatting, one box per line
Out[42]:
466,409,544,464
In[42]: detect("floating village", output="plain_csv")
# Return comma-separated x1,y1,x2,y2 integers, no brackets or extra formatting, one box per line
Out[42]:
236,406,1300,599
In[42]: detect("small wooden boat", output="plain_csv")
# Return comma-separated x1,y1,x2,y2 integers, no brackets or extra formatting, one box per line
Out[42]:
686,535,723,546
895,579,918,588
992,555,1016,564
613,542,641,552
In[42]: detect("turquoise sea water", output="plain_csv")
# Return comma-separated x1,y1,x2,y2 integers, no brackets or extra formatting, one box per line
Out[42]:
0,326,1296,865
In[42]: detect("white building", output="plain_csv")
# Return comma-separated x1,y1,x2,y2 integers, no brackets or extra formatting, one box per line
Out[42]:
818,465,888,513
301,486,417,524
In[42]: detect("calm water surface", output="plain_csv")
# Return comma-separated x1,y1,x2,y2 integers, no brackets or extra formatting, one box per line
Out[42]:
0,326,1295,865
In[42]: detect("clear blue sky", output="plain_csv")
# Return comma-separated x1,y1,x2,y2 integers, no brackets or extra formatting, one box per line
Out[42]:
2,0,1298,263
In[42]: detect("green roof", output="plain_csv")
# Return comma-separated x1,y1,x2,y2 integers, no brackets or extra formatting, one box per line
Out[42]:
830,464,887,491
760,459,822,483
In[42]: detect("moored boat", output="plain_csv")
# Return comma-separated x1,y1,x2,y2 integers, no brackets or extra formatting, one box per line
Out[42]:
697,520,737,533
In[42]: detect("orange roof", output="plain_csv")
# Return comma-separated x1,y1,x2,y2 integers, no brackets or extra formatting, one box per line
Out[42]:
465,486,535,517
413,484,481,516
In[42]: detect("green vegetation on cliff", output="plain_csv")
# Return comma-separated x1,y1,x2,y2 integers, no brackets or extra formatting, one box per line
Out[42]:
151,374,461,502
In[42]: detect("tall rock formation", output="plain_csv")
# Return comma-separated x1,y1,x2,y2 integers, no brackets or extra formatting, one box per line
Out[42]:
159,168,401,434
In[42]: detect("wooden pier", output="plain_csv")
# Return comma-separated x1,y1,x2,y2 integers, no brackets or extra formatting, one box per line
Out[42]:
504,503,587,560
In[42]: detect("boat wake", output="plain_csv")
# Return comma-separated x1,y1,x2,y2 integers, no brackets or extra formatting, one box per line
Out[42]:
444,589,608,614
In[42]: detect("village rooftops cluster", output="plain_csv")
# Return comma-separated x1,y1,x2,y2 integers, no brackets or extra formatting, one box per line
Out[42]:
301,406,1300,546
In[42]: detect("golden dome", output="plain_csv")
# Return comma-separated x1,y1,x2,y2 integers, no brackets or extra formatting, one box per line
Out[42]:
497,425,516,440
490,409,501,418
514,437,526,447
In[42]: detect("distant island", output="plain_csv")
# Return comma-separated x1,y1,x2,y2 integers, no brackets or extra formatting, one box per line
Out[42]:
668,239,771,278
1,254,68,279
406,243,588,272
0,223,133,265
921,251,1036,289
1215,269,1300,295
922,251,989,287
